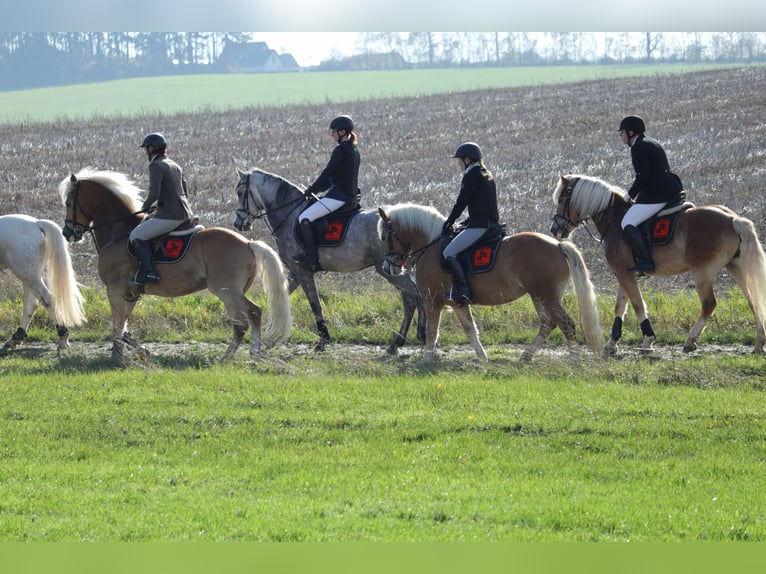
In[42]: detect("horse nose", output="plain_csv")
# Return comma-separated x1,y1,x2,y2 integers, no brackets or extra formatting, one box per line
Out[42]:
549,222,558,236
62,226,73,241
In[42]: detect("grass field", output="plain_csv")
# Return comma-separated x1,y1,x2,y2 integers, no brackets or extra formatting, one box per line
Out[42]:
1,65,765,549
0,63,733,125
1,287,765,542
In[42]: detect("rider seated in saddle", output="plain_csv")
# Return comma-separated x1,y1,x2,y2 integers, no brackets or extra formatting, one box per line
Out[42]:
293,115,361,271
129,132,195,285
441,142,501,306
619,115,684,274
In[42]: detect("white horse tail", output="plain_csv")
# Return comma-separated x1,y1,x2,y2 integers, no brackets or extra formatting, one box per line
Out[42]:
559,240,604,356
36,219,86,327
732,216,766,351
249,240,292,346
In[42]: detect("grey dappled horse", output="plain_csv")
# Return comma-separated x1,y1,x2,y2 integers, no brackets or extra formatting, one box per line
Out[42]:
234,167,425,352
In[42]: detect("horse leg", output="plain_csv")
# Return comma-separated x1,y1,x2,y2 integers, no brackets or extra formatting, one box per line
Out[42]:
381,273,422,354
1,285,40,354
605,285,630,355
452,304,488,362
521,298,559,362
683,275,717,353
423,298,443,363
297,274,330,352
107,291,146,365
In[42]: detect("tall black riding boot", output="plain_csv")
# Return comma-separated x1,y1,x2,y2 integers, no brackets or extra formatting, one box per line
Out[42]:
623,225,655,274
130,238,160,284
446,255,472,305
294,219,319,270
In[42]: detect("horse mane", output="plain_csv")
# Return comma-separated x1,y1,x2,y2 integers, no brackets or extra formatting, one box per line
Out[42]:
555,174,625,218
252,167,306,194
384,203,446,241
59,168,144,211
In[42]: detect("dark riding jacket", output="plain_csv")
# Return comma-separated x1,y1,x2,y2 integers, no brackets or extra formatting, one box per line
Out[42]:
143,154,194,220
445,163,500,228
306,139,360,203
627,134,683,204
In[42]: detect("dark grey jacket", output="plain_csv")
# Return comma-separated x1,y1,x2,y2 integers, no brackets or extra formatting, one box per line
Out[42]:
143,154,194,220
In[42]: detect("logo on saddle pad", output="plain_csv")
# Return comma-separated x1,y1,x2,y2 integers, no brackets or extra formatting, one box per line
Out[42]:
295,210,359,247
644,203,693,246
440,228,506,275
129,227,203,264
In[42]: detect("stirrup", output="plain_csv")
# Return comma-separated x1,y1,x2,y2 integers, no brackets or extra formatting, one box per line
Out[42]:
449,287,472,306
626,261,654,274
293,252,318,269
131,269,160,285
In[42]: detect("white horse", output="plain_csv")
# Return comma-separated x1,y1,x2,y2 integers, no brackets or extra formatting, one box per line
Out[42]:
0,214,86,355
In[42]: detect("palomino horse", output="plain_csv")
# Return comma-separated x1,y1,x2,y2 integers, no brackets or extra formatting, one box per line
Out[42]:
60,168,291,363
378,203,603,362
234,167,425,353
550,173,766,354
0,214,86,356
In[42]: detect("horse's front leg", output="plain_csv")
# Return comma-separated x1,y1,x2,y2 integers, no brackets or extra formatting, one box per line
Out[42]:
423,298,443,363
618,278,656,353
107,290,146,364
452,304,488,362
293,270,329,352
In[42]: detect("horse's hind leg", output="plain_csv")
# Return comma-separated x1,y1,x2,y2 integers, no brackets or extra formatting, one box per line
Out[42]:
1,283,43,354
683,274,718,352
521,298,559,362
215,290,262,361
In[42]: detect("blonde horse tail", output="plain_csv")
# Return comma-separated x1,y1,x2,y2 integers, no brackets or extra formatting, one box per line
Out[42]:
36,219,87,327
559,241,604,356
732,217,766,351
249,240,292,346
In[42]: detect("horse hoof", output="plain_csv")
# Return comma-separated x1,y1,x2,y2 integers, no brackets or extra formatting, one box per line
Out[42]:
683,343,697,353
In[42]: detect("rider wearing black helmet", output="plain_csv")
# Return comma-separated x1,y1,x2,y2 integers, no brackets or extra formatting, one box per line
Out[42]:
293,114,361,270
619,115,684,274
129,132,194,285
441,141,500,305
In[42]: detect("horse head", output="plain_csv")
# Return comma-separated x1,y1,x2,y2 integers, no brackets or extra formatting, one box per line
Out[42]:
550,174,579,239
234,168,304,233
234,168,260,231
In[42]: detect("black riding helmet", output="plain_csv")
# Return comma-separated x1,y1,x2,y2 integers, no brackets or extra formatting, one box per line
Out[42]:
329,115,354,132
140,132,167,150
619,115,646,134
453,142,482,161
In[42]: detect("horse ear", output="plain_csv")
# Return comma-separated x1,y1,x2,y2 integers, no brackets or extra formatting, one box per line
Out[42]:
236,167,245,177
70,173,77,183
378,207,389,222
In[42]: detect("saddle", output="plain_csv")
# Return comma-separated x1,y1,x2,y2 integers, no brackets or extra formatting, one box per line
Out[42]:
440,225,507,275
294,199,362,247
128,218,204,263
640,201,694,246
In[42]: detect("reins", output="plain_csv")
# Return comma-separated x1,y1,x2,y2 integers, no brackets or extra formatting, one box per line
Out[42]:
237,174,306,237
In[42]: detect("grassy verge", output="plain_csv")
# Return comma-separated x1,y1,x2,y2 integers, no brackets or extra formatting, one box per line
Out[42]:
0,355,764,541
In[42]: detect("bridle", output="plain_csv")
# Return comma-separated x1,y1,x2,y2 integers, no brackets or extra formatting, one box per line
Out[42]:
62,180,146,251
62,182,93,243
551,178,584,237
380,218,440,275
235,173,305,236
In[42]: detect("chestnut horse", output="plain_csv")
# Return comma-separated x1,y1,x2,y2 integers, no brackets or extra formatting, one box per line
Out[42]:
550,173,766,355
60,168,291,363
0,214,86,356
378,203,603,362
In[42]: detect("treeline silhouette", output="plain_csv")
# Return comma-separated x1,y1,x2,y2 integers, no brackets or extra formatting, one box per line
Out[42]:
2,32,764,91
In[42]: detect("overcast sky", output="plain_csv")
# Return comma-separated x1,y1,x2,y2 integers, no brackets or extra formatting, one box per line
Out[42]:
1,1,763,32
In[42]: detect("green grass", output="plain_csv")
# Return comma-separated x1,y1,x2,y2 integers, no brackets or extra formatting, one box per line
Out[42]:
0,357,764,541
0,64,737,125
1,287,765,541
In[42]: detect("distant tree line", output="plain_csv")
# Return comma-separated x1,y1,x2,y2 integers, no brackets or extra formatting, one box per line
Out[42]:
2,32,764,91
